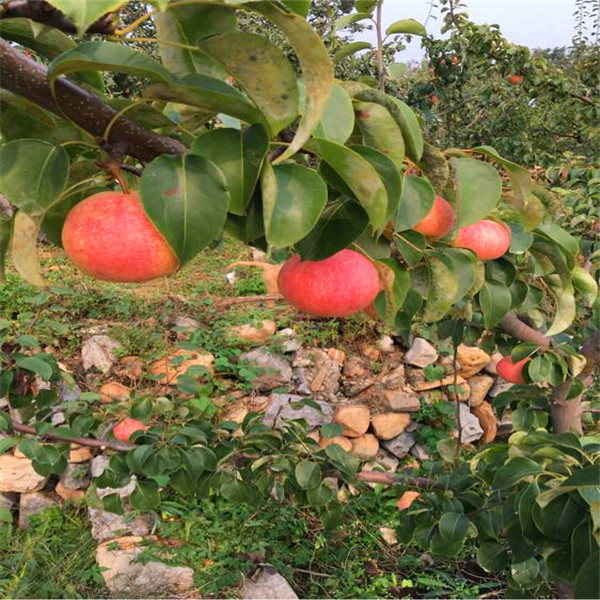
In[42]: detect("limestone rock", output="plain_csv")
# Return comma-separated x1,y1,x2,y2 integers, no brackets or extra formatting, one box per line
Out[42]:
351,433,379,458
472,401,498,444
55,482,86,503
60,462,91,490
333,404,371,437
91,455,110,478
151,349,214,385
404,338,438,368
239,348,292,391
277,328,301,353
0,455,47,493
242,567,298,600
371,413,411,440
458,403,484,444
69,444,94,463
99,382,131,404
484,352,504,376
293,348,341,396
326,348,346,365
379,527,398,545
343,356,368,379
467,375,495,407
171,316,200,333
19,492,59,528
446,380,470,401
319,435,353,452
410,443,431,461
230,319,277,344
382,431,417,459
361,345,381,362
457,345,491,378
115,356,144,382
382,387,421,412
408,369,467,392
96,536,194,598
380,364,406,390
89,508,154,542
489,380,514,397
81,335,122,373
377,335,395,354
263,394,333,430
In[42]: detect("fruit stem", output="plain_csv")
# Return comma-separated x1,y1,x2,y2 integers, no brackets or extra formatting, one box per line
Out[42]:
105,159,131,195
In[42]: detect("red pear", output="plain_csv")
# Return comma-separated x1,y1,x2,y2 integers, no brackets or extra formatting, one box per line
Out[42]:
413,195,454,238
113,418,148,442
497,356,530,384
454,219,511,260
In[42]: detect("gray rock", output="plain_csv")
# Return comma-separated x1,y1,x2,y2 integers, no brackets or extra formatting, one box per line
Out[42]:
81,335,122,373
410,443,431,461
382,387,421,412
171,316,200,332
484,352,504,376
96,536,194,598
381,365,406,389
60,463,91,490
263,394,333,430
459,403,484,444
19,492,59,528
489,380,514,398
242,568,298,600
91,455,110,478
239,348,292,391
383,431,417,459
277,328,302,353
293,348,341,396
88,508,154,542
377,335,395,354
404,338,438,368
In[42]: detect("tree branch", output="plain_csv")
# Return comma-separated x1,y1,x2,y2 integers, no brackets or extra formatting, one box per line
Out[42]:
498,313,552,348
0,0,118,34
357,470,446,491
0,40,187,163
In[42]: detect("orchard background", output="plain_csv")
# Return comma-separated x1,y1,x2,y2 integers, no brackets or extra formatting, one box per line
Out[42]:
0,0,598,598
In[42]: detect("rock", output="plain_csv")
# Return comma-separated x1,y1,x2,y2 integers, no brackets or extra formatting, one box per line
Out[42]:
484,352,504,376
371,413,411,440
242,567,298,600
96,476,137,500
0,455,47,493
277,328,301,353
457,345,491,378
99,382,131,404
115,356,144,382
326,348,346,365
19,492,59,528
404,338,438,367
343,356,368,379
419,389,447,404
252,248,267,261
472,401,498,444
293,348,342,396
151,349,214,385
408,369,468,392
89,508,154,542
319,435,353,452
410,443,431,461
379,527,398,545
239,348,292,391
333,404,371,437
81,335,122,373
458,403,484,444
96,536,194,598
361,345,381,362
263,394,333,430
489,380,514,397
446,380,470,401
467,375,495,407
91,455,110,478
0,491,17,510
351,433,379,458
306,429,321,443
343,377,376,398
380,364,406,389
55,482,85,503
230,319,277,344
60,463,91,490
382,387,421,412
382,431,417,459
377,335,395,354
170,316,200,332
69,444,94,463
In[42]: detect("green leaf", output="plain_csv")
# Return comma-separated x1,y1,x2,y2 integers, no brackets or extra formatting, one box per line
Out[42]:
423,253,459,322
281,0,311,17
511,557,540,587
0,140,69,215
295,461,321,490
191,125,268,216
307,483,335,507
130,398,152,421
388,62,408,79
395,230,425,267
48,41,171,84
313,84,355,144
571,520,596,573
261,162,327,248
444,248,478,302
199,32,299,135
140,153,229,266
527,355,551,383
221,476,256,503
508,222,534,254
334,12,373,31
511,343,538,363
355,0,377,11
455,158,502,227
102,493,124,515
545,278,576,336
386,18,426,36
296,199,368,261
16,356,53,381
130,480,160,511
334,41,372,61
0,508,12,524
438,512,469,543
374,258,410,323
252,2,334,163
493,457,542,489
45,0,127,33
572,266,599,305
536,224,579,257
575,551,600,600
304,138,388,230
321,423,343,438
479,281,512,329
354,101,405,169
533,492,587,540
0,436,18,454
394,175,435,231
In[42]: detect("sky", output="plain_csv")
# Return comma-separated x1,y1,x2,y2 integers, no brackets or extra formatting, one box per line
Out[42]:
355,0,579,62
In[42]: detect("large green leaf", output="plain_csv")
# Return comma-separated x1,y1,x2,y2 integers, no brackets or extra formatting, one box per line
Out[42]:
0,140,69,216
439,512,469,543
334,41,372,61
191,125,268,215
535,224,579,257
334,12,373,31
394,174,435,231
419,142,450,193
373,258,410,323
295,199,369,261
154,2,237,79
199,32,298,135
313,84,355,144
261,162,327,247
545,277,576,336
11,212,46,286
304,138,388,230
139,154,230,266
386,18,427,36
575,551,600,600
295,461,321,490
46,0,127,33
532,493,586,540
455,158,502,227
130,480,160,511
281,0,311,17
477,542,509,573
144,74,263,125
493,457,542,489
253,2,334,163
444,248,478,302
354,101,405,169
422,253,459,322
479,280,512,328
395,230,425,267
